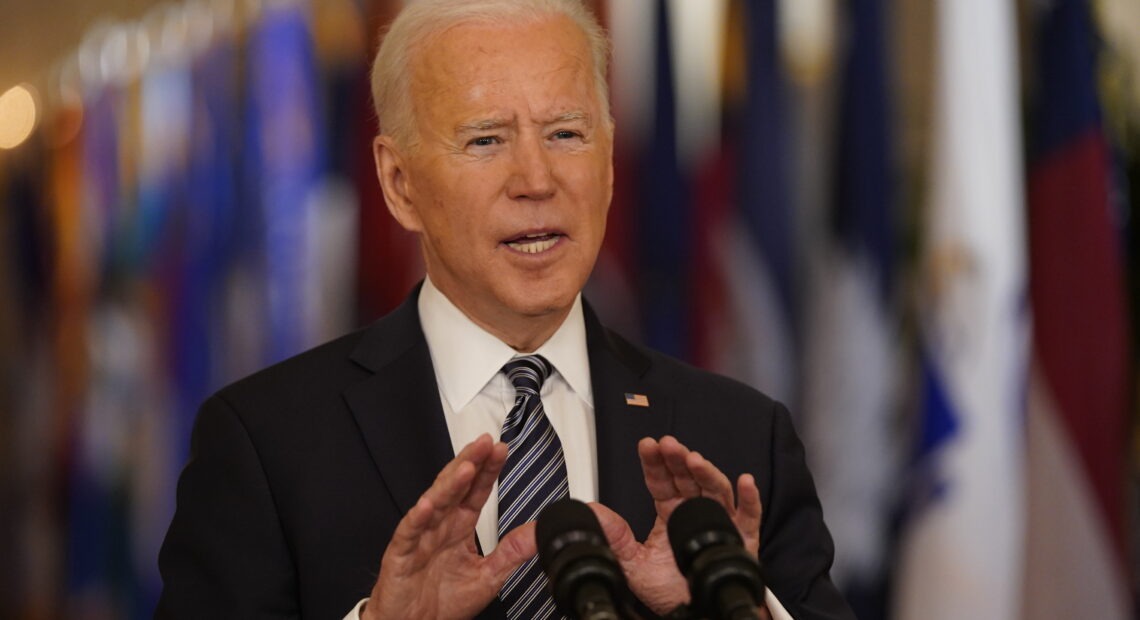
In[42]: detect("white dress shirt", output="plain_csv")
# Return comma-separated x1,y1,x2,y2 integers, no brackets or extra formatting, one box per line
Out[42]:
417,276,598,553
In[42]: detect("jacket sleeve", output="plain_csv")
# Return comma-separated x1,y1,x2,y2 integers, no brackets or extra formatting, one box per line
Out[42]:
759,402,857,620
155,394,300,619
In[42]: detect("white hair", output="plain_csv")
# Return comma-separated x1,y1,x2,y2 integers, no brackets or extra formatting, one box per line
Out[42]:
370,0,612,148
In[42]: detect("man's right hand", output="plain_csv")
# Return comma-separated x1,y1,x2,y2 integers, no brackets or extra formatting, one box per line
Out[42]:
362,434,535,620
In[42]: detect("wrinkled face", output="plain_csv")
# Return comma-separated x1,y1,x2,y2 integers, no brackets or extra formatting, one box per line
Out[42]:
382,16,613,339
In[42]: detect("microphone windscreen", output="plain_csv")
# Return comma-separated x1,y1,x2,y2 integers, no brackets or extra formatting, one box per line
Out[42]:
536,498,608,572
667,497,743,574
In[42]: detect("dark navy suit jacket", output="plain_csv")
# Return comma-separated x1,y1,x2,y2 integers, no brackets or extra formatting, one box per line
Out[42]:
156,289,855,620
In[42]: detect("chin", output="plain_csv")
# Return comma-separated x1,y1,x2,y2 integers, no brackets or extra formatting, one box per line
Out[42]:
503,282,579,318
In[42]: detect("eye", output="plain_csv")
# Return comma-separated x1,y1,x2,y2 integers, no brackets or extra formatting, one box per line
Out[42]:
551,130,581,141
468,135,499,147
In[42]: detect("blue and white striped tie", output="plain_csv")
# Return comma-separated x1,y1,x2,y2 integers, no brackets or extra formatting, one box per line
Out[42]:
497,355,568,620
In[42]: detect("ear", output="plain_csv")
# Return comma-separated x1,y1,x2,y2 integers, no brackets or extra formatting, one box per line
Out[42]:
373,135,424,233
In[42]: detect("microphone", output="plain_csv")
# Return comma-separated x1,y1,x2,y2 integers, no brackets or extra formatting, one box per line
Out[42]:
667,497,765,620
536,498,631,620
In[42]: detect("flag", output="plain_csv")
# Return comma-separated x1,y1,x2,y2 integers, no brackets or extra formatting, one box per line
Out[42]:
131,27,242,617
800,0,897,612
893,0,1029,617
3,133,65,618
636,0,692,359
1022,0,1132,617
693,0,797,406
585,0,651,338
246,1,325,363
354,0,422,323
33,97,88,620
64,83,131,619
308,0,367,342
624,393,650,407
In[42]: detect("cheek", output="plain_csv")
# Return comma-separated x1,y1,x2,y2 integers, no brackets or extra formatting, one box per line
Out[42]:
426,196,498,264
576,164,613,226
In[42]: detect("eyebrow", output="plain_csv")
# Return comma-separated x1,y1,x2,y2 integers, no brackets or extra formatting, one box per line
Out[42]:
454,111,591,134
547,111,589,124
455,118,513,134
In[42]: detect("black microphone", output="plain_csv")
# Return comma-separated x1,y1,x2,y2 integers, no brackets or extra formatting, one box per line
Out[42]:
537,498,631,620
667,497,765,620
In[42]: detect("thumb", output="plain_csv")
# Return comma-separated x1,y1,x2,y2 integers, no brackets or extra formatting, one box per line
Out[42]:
586,502,640,562
485,521,537,584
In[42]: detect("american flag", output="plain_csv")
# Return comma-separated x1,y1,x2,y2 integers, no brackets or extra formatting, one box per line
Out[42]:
624,393,650,407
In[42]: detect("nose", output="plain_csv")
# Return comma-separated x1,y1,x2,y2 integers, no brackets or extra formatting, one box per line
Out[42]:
506,134,555,201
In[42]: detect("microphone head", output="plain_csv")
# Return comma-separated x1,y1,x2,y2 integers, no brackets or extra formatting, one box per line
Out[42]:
668,497,764,618
536,498,608,569
667,497,743,574
537,499,628,617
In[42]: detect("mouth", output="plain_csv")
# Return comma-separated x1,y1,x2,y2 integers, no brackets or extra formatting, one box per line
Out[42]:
503,231,564,254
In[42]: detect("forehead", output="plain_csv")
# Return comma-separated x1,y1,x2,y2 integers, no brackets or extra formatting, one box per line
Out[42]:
408,16,598,125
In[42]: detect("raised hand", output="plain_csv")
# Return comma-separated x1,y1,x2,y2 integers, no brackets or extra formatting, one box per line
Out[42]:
589,435,763,615
640,435,762,556
362,434,534,620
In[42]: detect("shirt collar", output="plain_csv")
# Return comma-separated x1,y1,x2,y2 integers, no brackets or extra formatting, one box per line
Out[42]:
418,276,593,411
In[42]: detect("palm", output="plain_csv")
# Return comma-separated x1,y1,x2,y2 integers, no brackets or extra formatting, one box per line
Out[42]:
373,532,491,619
596,436,765,616
628,511,690,612
363,436,535,620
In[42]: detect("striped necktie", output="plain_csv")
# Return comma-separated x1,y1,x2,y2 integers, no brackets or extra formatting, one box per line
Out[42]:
497,355,569,619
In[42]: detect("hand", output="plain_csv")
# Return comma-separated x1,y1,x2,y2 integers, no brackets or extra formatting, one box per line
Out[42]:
362,434,535,620
589,435,763,615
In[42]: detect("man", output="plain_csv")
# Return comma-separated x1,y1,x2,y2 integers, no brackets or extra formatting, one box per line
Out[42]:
156,1,854,619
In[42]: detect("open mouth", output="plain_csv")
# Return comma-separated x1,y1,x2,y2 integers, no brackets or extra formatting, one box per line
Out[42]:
504,232,562,254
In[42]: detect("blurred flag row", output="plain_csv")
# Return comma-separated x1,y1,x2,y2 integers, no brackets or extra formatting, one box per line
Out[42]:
599,1,1137,619
0,0,374,617
0,0,1137,619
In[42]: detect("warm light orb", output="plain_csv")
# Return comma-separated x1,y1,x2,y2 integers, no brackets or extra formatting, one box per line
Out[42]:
0,84,39,150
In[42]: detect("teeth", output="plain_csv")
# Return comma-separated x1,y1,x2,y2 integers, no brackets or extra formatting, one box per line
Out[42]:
507,236,559,254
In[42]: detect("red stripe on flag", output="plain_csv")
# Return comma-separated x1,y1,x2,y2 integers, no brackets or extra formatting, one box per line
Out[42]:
1028,129,1130,562
689,147,735,369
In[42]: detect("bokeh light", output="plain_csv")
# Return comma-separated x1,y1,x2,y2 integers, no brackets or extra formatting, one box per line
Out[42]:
0,83,38,149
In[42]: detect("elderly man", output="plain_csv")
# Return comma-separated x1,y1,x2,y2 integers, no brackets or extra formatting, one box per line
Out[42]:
156,1,854,619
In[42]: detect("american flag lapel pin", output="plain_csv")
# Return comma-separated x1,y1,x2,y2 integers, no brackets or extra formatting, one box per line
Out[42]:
624,393,650,407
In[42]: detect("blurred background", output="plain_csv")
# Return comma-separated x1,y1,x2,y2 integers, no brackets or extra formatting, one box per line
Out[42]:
0,0,1138,618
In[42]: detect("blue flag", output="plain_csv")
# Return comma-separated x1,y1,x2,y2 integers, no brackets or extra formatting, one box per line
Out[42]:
637,0,691,359
246,2,325,364
800,2,898,617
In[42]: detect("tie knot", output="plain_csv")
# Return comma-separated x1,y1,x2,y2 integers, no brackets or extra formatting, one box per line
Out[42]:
502,354,552,395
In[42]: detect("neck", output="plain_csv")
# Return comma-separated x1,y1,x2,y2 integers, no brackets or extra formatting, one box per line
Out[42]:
425,278,573,353
465,304,570,353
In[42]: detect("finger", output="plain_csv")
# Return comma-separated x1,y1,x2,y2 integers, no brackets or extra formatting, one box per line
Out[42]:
638,437,680,501
460,440,509,514
425,433,493,504
386,493,443,558
455,433,496,468
423,435,495,520
658,436,701,498
736,474,762,524
686,451,735,509
735,474,763,554
430,433,494,496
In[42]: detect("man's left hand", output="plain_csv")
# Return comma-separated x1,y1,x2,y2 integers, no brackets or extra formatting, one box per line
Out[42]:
589,435,764,616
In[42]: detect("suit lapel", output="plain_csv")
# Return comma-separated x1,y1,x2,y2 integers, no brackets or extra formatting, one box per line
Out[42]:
585,302,671,540
344,289,455,515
